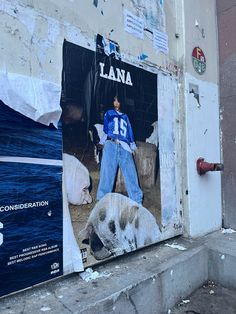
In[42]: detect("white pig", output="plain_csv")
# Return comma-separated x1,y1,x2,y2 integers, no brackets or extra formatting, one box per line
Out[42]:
63,153,92,205
79,193,161,260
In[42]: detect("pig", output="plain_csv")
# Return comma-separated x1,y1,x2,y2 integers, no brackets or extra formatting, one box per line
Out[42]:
79,193,161,260
63,153,92,205
146,121,158,147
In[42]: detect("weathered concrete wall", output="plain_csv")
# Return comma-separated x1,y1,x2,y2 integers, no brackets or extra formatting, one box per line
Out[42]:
216,0,236,229
184,0,219,84
0,0,184,233
185,74,221,237
0,0,182,80
183,0,222,237
0,0,222,238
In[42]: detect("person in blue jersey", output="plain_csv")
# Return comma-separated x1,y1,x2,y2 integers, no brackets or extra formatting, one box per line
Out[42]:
96,96,143,204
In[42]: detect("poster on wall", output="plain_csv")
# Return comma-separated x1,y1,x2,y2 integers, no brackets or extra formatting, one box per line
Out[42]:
61,38,177,267
0,102,63,297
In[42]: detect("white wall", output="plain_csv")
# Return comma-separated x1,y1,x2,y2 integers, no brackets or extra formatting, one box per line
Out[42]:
183,0,222,237
0,0,222,238
185,74,221,236
0,0,181,80
0,0,181,125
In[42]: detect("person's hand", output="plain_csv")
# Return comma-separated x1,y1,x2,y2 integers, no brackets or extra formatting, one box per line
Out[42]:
96,143,104,151
130,142,137,153
132,147,137,156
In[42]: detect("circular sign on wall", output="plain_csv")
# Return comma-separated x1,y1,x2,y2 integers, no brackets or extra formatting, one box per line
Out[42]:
192,47,206,75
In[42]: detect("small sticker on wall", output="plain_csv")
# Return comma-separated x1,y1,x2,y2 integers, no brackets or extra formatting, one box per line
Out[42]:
81,248,87,263
192,47,206,75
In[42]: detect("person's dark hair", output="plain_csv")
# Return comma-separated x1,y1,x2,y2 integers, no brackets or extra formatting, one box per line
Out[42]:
114,95,121,103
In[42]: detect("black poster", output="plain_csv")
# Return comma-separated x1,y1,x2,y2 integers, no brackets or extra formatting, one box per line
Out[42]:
62,40,161,266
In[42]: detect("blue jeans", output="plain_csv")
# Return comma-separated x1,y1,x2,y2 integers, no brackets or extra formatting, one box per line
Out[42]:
96,140,143,204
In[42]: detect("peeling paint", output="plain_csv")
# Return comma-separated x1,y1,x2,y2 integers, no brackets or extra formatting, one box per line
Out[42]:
47,18,60,45
0,0,179,87
64,24,94,49
1,0,36,35
130,0,166,32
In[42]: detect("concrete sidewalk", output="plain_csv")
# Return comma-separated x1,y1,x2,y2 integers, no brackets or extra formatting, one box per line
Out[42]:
0,230,236,314
171,282,236,314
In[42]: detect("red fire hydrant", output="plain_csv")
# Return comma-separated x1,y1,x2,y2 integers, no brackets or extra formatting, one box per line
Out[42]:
196,158,224,175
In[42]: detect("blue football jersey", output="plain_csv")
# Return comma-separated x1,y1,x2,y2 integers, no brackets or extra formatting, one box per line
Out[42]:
103,109,135,145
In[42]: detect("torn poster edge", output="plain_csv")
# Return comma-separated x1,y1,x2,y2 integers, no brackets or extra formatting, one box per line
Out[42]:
0,70,62,127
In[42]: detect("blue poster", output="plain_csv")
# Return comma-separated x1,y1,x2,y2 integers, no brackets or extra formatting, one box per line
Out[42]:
0,101,62,160
0,101,63,297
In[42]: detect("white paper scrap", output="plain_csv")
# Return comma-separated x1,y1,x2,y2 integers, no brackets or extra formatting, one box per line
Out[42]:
182,299,190,304
153,29,169,54
80,268,111,282
165,243,187,251
40,307,51,312
124,9,144,39
222,228,236,234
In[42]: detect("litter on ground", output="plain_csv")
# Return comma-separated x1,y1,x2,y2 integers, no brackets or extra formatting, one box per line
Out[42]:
165,243,187,251
80,267,111,282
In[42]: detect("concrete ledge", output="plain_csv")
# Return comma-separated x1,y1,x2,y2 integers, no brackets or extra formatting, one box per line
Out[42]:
207,231,236,289
79,245,208,314
0,231,236,314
